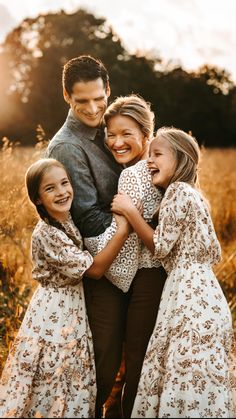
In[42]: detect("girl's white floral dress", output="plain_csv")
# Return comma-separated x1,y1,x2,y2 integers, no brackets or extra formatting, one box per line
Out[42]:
131,182,236,418
0,216,96,418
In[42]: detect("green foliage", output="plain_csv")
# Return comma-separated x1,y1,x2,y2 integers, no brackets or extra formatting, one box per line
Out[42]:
0,8,235,147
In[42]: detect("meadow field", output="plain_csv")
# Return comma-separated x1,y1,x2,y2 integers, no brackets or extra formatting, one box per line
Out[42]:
0,138,236,378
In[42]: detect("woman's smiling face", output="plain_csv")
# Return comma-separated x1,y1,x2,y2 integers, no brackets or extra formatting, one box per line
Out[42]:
106,114,148,166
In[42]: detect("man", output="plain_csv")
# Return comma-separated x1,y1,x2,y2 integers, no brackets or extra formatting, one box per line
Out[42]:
45,55,125,417
45,56,166,418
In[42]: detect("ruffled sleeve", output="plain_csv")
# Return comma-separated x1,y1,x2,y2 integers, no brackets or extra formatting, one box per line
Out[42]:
153,182,191,259
32,222,93,285
84,165,143,292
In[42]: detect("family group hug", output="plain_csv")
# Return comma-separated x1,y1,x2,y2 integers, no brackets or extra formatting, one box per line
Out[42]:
0,55,235,418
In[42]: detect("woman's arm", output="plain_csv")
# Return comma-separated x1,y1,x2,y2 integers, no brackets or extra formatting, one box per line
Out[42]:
85,214,130,279
84,165,145,290
111,192,155,254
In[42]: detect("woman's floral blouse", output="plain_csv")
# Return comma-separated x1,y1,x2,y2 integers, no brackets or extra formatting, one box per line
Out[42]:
0,216,96,418
85,160,163,292
132,182,236,418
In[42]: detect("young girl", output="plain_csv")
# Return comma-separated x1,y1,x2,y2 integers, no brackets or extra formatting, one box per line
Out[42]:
0,158,129,419
111,127,236,418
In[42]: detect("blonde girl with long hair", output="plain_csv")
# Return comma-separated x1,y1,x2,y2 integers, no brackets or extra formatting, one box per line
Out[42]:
111,127,236,418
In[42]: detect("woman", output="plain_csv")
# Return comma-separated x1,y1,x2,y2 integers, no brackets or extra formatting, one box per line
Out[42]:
84,95,167,418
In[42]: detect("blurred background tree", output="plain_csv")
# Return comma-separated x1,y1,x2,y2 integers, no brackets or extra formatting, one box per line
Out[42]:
0,8,235,147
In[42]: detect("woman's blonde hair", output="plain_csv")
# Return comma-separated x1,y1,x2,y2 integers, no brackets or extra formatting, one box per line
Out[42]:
155,126,201,187
104,94,155,140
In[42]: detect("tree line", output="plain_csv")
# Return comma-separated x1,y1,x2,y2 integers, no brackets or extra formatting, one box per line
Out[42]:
0,8,235,147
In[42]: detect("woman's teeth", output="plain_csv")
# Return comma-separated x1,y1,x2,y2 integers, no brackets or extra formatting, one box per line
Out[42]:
115,149,129,154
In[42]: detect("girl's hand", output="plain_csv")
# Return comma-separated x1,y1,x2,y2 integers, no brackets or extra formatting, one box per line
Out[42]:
111,191,136,216
113,213,130,235
136,199,144,215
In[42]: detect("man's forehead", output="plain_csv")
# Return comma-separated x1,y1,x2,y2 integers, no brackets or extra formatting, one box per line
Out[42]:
72,78,106,94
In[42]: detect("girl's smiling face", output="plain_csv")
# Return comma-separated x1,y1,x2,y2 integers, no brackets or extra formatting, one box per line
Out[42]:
37,166,73,222
148,136,177,189
106,114,148,166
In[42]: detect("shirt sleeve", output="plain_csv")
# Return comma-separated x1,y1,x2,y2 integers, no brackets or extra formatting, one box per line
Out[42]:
118,166,142,204
47,142,113,237
84,166,142,292
84,217,139,292
33,226,94,283
153,183,191,259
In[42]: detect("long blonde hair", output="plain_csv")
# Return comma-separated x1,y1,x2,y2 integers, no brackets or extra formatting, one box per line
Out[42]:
155,126,201,187
152,127,207,220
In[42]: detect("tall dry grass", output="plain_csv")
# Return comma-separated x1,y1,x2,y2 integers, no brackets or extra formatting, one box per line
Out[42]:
199,147,236,317
0,135,46,370
0,140,235,375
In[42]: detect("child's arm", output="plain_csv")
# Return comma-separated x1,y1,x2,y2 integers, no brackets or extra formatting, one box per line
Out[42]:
111,192,155,254
84,163,146,288
85,214,130,279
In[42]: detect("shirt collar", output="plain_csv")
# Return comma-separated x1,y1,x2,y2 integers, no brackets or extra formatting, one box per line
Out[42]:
66,109,100,141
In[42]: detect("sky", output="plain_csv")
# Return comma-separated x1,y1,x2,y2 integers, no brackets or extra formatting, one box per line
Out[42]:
0,0,236,83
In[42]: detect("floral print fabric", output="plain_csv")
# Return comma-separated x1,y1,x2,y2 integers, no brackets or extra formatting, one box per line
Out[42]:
85,160,163,292
0,218,96,418
132,182,236,418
